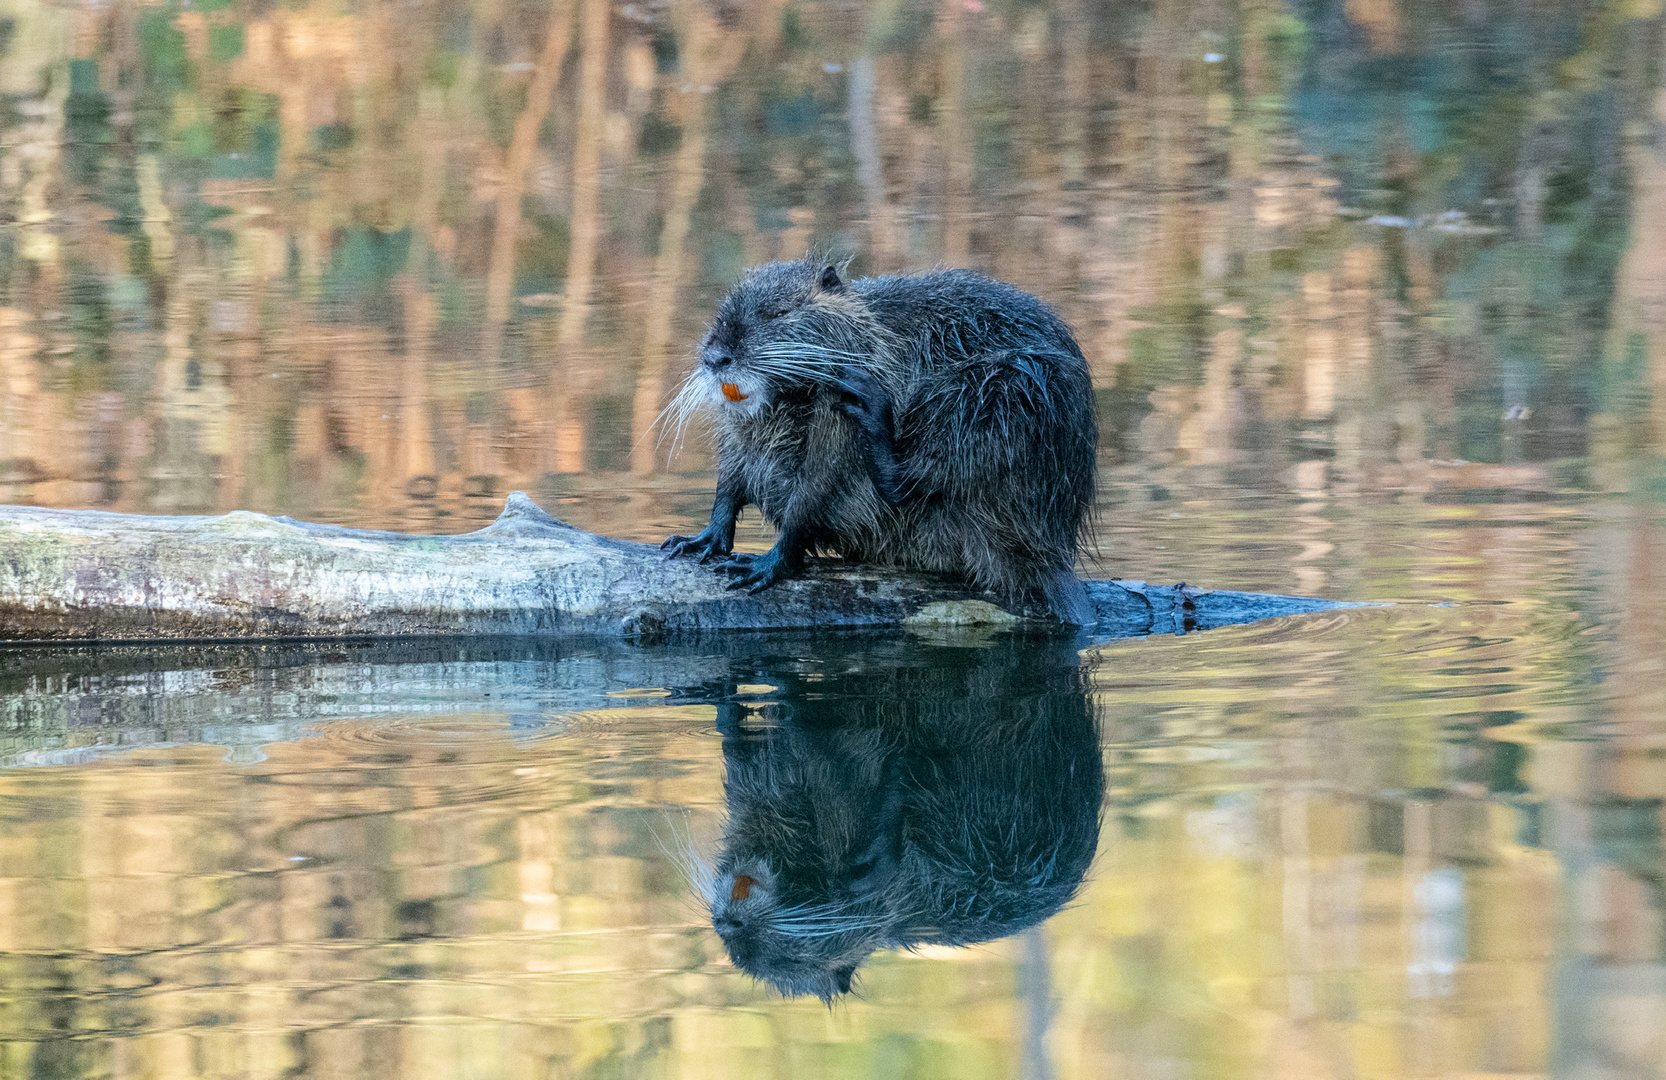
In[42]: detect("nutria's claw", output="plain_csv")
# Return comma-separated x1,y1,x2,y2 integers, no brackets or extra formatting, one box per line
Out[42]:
716,552,788,594
833,370,890,426
662,531,732,562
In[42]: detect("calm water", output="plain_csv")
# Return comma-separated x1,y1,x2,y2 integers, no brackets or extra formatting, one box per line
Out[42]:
4,0,1666,1074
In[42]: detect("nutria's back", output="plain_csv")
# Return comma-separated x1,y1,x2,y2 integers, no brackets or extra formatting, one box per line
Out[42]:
854,270,1087,368
851,269,1097,616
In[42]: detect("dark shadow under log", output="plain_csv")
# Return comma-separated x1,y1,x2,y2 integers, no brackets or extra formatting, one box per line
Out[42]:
0,492,1353,643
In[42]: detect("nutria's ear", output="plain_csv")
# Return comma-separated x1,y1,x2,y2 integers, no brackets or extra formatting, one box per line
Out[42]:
818,264,845,293
833,964,856,995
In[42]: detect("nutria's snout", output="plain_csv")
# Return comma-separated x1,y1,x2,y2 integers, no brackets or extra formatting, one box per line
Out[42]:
699,335,757,405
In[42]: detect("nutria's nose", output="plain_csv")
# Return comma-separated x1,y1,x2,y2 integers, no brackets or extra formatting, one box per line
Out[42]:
702,348,734,370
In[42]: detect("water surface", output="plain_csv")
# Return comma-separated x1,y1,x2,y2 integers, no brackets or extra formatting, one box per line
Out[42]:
4,0,1666,1074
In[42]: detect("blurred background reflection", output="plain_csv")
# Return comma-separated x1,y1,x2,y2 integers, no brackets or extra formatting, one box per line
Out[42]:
1,0,1661,536
3,0,1666,1074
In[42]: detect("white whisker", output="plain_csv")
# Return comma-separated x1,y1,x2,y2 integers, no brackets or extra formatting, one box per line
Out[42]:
652,812,716,902
651,370,714,462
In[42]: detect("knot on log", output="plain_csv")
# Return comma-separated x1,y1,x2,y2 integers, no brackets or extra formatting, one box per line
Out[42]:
479,491,579,537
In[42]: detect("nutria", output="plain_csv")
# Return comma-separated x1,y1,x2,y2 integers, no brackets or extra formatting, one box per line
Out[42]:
697,638,1104,1001
660,258,1098,623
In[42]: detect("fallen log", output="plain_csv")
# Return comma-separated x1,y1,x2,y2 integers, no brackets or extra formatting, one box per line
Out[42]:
0,492,1349,642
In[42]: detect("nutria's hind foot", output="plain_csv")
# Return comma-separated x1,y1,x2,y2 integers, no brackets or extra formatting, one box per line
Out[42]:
716,549,795,594
662,529,733,563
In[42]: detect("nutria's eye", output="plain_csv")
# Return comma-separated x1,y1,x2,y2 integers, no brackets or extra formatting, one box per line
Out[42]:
759,304,791,321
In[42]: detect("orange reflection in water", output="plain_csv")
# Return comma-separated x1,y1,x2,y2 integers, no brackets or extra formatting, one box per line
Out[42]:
2,0,1666,1074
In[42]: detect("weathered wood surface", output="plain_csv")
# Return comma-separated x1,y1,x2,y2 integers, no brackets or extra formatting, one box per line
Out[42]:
0,492,1349,642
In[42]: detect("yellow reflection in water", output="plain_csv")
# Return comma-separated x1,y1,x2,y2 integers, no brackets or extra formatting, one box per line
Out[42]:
0,0,1662,535
2,0,1666,1073
0,580,1659,1077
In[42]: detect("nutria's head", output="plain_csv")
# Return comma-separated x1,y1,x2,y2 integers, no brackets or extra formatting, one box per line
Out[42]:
707,853,890,1002
694,258,880,417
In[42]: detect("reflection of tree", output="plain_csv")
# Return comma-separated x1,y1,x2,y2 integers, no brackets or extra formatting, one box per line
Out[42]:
0,0,1660,529
482,0,574,351
935,0,971,266
1605,66,1666,462
629,0,742,475
1292,0,1643,466
846,54,903,269
540,0,611,476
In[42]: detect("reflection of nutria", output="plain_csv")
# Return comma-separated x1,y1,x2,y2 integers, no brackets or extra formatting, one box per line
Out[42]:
661,258,1098,623
698,639,1104,1001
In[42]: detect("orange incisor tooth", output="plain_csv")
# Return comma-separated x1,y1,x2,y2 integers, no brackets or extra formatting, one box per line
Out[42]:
730,874,756,900
721,383,748,402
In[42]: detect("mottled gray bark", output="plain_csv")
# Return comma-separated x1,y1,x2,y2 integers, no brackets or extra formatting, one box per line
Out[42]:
0,492,1347,642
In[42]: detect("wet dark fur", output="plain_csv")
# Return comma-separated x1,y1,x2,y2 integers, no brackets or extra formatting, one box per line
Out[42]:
702,638,1104,1000
661,258,1098,623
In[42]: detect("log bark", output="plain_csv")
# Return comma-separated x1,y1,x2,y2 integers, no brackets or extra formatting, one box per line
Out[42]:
0,492,1348,642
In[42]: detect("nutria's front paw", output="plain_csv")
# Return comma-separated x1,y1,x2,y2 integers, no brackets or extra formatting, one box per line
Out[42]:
716,550,792,594
662,530,731,563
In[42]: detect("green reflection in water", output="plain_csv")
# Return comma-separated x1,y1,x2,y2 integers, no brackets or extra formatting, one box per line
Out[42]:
0,0,1662,533
0,577,1658,1078
1,0,1666,1075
